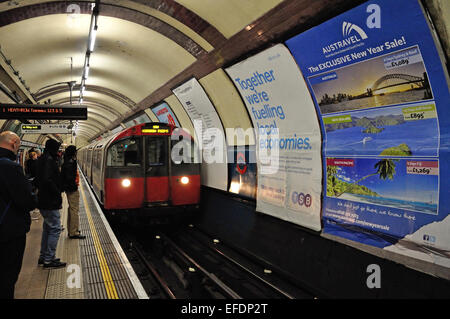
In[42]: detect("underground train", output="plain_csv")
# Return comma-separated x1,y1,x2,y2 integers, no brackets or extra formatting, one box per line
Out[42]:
78,122,201,221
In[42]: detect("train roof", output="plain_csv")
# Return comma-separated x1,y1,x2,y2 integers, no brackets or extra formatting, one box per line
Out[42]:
79,122,194,151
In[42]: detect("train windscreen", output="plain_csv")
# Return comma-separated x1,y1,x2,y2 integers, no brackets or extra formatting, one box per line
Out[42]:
106,137,142,167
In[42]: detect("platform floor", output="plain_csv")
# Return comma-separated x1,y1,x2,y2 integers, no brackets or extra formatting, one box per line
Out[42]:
14,172,148,299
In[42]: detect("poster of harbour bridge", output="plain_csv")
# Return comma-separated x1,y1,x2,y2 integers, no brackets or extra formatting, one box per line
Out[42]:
309,46,433,115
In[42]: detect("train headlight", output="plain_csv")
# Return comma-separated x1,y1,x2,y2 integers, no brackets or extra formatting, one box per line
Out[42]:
122,178,131,187
180,176,189,185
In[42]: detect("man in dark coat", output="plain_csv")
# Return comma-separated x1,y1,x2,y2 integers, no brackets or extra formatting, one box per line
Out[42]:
36,138,66,269
0,131,37,299
25,149,38,179
61,145,84,239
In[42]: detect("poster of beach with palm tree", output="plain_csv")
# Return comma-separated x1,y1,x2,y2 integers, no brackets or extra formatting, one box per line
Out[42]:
326,157,438,215
323,102,439,157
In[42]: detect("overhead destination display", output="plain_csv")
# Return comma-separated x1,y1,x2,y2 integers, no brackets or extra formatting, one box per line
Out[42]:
21,124,73,134
0,104,87,120
226,44,323,232
286,0,450,268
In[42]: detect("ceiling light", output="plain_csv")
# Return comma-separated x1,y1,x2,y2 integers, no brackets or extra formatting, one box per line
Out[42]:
84,65,89,79
89,26,97,52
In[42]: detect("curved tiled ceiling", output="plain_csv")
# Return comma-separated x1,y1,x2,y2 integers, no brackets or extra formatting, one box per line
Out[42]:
175,0,283,39
0,0,311,146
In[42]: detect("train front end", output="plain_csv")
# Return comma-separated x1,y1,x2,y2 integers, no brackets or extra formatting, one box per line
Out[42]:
103,123,200,222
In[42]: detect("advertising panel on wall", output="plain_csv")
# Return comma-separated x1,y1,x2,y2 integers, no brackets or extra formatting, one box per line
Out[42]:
227,146,257,199
151,102,181,127
286,0,450,267
172,78,228,191
124,113,151,128
226,44,323,231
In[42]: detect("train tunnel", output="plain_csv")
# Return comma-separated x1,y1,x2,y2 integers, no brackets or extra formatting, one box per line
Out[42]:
0,0,449,301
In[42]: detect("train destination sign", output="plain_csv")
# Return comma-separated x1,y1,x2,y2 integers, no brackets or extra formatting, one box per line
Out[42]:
0,104,87,120
21,124,72,134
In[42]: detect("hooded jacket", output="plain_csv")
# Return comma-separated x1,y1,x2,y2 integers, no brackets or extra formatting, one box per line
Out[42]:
36,139,62,210
0,147,37,242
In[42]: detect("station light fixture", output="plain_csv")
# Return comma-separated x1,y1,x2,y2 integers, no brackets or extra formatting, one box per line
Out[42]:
79,1,99,105
84,64,90,79
89,26,98,52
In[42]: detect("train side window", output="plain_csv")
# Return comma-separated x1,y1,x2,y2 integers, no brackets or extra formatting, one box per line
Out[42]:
107,138,141,167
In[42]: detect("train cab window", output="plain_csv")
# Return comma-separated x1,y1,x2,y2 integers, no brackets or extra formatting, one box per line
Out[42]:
147,137,167,167
107,138,141,167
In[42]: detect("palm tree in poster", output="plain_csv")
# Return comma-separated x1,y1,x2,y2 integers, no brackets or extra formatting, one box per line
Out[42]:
333,159,398,197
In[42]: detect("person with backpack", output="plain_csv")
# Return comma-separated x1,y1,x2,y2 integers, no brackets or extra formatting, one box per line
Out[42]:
0,131,37,299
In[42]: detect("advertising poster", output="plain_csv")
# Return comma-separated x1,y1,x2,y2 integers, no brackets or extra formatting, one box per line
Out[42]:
151,102,181,127
226,44,323,231
286,0,450,266
172,78,228,191
227,146,257,199
124,113,151,128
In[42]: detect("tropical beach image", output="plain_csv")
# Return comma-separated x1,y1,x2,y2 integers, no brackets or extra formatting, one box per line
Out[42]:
310,46,433,114
323,103,439,157
326,158,438,215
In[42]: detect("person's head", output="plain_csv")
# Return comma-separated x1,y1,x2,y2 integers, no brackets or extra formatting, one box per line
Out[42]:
29,151,37,160
64,145,77,159
44,138,61,158
0,131,21,155
35,149,41,157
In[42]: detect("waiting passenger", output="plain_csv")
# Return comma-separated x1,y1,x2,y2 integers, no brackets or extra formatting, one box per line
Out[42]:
0,131,37,299
25,149,38,180
61,145,85,239
36,139,66,269
26,150,40,221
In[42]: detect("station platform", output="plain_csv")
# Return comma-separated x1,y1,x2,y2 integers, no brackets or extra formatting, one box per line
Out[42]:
14,172,148,299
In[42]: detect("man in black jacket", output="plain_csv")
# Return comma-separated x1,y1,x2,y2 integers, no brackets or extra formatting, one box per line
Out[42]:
25,149,38,179
36,138,66,269
0,131,37,299
61,145,84,239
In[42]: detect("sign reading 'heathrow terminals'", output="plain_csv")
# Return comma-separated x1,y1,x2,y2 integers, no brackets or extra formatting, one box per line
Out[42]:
20,124,73,134
0,104,87,120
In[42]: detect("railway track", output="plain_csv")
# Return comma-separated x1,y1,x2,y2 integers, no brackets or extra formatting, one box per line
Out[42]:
110,217,316,299
167,225,317,299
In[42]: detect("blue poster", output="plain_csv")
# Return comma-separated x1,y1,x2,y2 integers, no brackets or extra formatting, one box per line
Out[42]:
151,102,181,127
286,0,450,261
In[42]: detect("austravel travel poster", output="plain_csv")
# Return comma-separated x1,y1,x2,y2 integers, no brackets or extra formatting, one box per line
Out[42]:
286,0,450,267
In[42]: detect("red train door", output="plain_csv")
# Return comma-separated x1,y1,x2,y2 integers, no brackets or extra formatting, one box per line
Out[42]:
145,136,170,203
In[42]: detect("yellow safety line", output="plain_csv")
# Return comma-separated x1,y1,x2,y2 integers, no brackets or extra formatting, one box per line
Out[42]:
79,182,119,299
